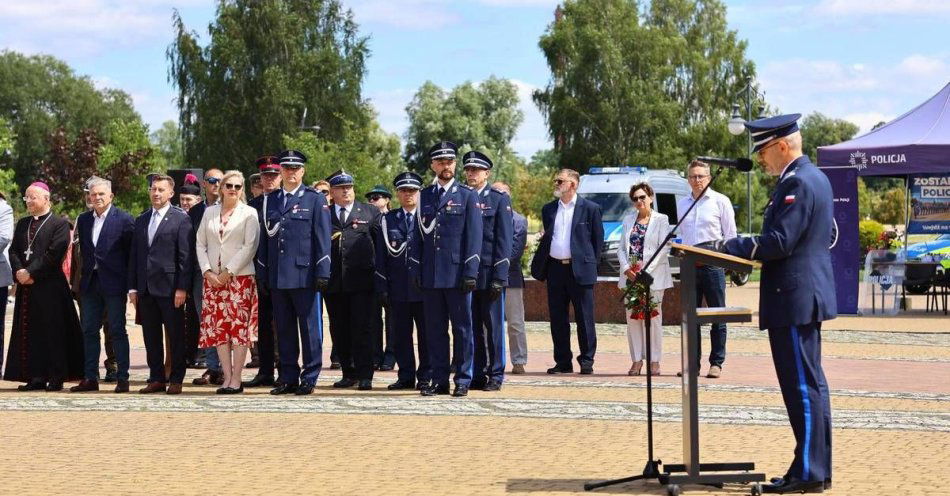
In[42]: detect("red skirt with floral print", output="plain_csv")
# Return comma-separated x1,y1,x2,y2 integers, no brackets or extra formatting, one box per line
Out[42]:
199,275,258,347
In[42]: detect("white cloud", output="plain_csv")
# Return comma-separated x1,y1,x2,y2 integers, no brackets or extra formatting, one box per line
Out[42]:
815,0,950,16
843,111,893,133
346,0,459,29
897,54,948,78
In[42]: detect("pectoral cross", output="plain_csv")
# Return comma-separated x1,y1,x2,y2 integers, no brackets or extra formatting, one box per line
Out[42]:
24,247,33,261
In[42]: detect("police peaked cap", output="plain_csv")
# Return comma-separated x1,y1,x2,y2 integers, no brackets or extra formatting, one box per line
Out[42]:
428,141,458,161
745,113,801,153
462,150,493,170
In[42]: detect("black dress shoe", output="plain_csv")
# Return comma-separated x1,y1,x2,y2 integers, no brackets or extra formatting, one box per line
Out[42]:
420,383,450,396
357,379,372,391
270,383,298,395
771,476,832,491
45,382,64,392
415,380,431,391
378,363,395,371
483,379,503,391
546,365,573,374
388,380,415,390
762,476,824,494
295,384,315,395
114,380,130,393
242,374,275,388
245,358,260,368
470,377,488,389
17,381,46,392
333,378,358,388
579,364,594,375
452,384,469,397
103,369,118,383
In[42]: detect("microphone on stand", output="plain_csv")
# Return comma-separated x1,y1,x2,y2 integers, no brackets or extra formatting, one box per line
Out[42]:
695,156,755,172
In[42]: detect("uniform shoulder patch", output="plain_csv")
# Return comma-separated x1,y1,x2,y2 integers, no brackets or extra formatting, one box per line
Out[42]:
459,183,474,190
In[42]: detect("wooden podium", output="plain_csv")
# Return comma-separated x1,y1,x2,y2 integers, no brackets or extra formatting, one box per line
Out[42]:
660,243,766,495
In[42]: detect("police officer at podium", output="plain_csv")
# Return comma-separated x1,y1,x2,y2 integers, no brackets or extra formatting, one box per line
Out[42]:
418,141,483,397
257,149,331,396
375,171,430,391
462,151,513,391
722,114,835,494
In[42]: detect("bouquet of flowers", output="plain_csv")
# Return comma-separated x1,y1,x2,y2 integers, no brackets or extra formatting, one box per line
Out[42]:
622,256,659,321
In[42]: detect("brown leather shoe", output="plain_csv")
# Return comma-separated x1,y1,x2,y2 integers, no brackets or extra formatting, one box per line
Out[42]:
139,382,166,394
166,383,183,395
192,370,211,385
706,365,722,379
114,380,130,393
511,364,525,374
70,379,99,392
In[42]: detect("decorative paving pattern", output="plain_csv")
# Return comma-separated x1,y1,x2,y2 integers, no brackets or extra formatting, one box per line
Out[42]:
1,395,947,432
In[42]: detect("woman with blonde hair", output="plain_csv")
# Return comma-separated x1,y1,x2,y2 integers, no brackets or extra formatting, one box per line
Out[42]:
196,170,260,393
617,182,672,376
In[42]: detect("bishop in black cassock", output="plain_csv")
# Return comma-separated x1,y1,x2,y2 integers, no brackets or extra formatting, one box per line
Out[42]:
3,182,83,391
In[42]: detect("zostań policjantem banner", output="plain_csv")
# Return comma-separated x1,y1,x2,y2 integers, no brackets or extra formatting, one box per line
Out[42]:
908,174,950,234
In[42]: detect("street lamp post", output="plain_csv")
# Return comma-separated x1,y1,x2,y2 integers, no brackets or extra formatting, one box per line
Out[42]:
728,79,766,234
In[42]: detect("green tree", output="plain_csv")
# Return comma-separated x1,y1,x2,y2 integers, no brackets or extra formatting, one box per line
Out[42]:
872,186,906,226
0,51,140,188
0,116,17,204
99,120,159,214
168,0,370,173
150,120,184,169
403,77,524,182
800,112,859,163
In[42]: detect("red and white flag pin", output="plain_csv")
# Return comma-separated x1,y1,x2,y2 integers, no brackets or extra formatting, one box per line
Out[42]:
784,195,796,204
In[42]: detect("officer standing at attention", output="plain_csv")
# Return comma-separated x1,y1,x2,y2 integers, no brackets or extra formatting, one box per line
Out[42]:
418,141,483,397
365,184,396,371
721,114,835,494
325,170,381,391
462,151,513,391
257,149,331,396
375,171,430,391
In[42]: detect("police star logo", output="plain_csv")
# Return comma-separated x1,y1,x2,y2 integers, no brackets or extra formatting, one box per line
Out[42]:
849,150,868,170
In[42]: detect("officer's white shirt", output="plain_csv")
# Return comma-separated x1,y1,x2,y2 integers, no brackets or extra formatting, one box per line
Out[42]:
436,178,455,195
550,194,577,260
92,204,112,247
281,184,302,208
676,188,736,245
335,201,354,221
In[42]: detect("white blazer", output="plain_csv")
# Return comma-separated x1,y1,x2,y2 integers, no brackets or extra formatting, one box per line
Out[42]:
617,211,673,290
196,202,260,277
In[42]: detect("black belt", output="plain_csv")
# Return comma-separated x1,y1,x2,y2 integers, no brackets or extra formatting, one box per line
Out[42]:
550,257,571,265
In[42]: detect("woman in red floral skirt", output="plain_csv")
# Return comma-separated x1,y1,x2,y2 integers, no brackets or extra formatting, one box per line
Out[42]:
196,170,260,393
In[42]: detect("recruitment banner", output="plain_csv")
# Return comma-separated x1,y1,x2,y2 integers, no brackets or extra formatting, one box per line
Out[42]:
909,174,950,234
822,167,860,314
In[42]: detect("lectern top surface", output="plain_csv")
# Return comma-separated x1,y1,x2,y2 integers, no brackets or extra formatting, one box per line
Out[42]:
670,242,761,270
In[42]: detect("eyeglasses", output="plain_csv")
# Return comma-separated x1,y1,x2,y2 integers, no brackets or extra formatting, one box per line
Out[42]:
317,190,329,196
223,183,242,190
632,194,649,202
554,179,566,185
757,140,782,156
205,177,221,185
367,195,385,202
688,175,709,181
22,196,42,202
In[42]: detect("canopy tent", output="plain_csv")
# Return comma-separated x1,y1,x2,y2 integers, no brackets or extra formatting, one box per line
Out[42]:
817,82,950,314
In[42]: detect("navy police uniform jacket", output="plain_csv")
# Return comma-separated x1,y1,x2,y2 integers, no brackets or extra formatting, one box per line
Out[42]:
256,186,332,290
418,181,483,289
724,156,837,329
473,186,514,289
530,196,604,286
328,201,381,294
374,208,424,302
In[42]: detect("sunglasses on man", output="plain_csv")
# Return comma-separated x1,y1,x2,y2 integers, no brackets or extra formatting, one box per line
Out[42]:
204,177,221,185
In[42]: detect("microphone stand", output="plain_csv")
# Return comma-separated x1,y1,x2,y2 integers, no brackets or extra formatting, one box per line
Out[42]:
585,165,728,491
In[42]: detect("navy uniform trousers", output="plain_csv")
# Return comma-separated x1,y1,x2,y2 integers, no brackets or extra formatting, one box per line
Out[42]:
271,288,323,387
768,322,832,483
423,289,473,388
546,260,596,368
390,301,429,384
472,289,506,383
256,281,276,378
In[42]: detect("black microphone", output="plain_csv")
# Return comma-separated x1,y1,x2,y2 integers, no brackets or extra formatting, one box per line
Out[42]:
695,156,755,172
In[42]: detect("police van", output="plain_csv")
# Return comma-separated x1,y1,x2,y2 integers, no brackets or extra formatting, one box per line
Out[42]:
577,166,691,278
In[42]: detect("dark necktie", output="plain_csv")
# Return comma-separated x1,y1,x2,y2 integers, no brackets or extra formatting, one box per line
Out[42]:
438,187,445,202
405,211,413,232
339,206,347,225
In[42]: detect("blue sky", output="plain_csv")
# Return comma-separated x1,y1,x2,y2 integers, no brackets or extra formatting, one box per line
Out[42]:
2,0,948,159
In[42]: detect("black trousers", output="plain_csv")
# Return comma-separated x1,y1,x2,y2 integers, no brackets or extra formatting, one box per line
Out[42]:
139,292,186,384
372,297,396,367
546,260,596,367
326,291,375,380
256,281,276,377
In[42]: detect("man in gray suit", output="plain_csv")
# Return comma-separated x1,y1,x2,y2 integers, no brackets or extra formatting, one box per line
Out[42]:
0,192,12,371
492,182,529,374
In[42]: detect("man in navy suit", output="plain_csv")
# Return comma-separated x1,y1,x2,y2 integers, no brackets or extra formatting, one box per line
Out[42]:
70,178,135,393
418,141,483,397
257,149,332,396
493,181,529,375
375,171,430,391
722,114,835,494
530,169,603,374
129,174,194,394
463,151,513,391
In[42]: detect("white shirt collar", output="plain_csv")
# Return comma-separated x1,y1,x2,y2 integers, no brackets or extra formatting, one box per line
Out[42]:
153,203,171,218
94,204,112,219
336,201,353,213
558,194,577,209
475,184,488,196
437,178,455,192
282,184,302,197
779,157,798,179
403,208,416,216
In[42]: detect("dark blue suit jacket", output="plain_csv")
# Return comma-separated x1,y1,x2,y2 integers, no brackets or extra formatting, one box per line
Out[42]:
256,186,332,290
77,206,134,296
374,208,424,302
419,181,483,289
128,205,194,297
530,196,603,286
508,210,528,288
474,187,514,289
724,156,837,329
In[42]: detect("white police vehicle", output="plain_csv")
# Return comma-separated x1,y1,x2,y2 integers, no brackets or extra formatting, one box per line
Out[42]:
578,166,691,278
